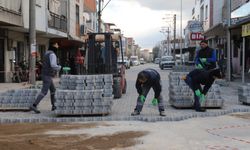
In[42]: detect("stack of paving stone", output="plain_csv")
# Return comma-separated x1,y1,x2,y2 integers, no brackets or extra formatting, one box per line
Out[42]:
55,74,113,115
172,65,195,72
238,84,250,105
0,89,39,110
169,71,224,108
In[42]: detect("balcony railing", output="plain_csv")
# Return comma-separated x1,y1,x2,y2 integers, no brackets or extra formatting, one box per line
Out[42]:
48,12,67,32
0,0,22,16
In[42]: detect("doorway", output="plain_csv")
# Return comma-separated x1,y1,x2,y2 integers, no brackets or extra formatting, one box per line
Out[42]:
0,39,4,82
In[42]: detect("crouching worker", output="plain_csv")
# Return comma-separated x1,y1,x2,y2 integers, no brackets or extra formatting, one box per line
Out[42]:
181,68,224,112
131,68,166,116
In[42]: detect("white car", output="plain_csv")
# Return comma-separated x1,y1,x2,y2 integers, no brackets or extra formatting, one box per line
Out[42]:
130,56,140,66
117,57,130,69
159,56,175,69
139,58,145,64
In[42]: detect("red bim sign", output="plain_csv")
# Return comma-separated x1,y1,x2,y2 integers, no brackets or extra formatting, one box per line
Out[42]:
190,33,204,40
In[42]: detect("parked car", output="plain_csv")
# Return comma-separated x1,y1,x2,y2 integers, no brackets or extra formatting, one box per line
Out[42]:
118,57,130,69
154,58,160,64
130,56,140,66
159,56,175,70
139,58,145,64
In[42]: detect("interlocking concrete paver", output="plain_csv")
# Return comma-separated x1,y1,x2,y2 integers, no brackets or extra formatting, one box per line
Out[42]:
0,64,250,123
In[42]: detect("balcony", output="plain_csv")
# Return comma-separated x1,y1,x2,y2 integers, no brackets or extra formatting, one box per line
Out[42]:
0,0,23,26
48,12,67,32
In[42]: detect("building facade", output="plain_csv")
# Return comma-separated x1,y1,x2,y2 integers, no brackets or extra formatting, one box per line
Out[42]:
0,0,85,82
190,0,250,78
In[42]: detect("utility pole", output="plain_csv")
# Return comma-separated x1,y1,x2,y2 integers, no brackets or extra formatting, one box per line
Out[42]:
29,0,36,85
167,27,170,55
180,0,183,65
173,14,176,60
97,0,112,32
98,0,102,32
226,0,231,81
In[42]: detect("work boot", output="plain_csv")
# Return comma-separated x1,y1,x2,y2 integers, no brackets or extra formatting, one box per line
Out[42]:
131,110,140,116
29,105,41,114
159,111,166,116
51,106,56,111
196,108,206,112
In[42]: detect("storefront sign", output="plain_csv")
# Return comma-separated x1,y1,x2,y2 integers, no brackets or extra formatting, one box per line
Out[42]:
187,21,203,32
190,32,204,40
242,23,250,37
31,43,37,57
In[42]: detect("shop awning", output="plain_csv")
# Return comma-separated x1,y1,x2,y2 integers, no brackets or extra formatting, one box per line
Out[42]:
173,47,196,54
203,23,226,37
230,16,250,29
50,38,83,48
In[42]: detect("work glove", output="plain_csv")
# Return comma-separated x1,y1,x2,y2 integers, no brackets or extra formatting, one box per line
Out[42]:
139,95,146,103
195,89,206,104
200,58,207,63
195,64,203,69
199,94,206,104
151,98,158,106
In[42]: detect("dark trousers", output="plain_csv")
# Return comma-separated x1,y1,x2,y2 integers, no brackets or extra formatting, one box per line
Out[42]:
33,75,56,107
134,86,165,112
184,76,201,110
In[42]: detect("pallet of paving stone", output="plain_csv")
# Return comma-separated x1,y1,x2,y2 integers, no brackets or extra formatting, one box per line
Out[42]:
168,72,224,108
59,74,113,91
55,78,113,116
56,74,113,116
238,84,250,105
0,89,40,110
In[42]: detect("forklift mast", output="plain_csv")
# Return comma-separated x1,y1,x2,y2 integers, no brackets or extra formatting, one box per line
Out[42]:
85,33,123,75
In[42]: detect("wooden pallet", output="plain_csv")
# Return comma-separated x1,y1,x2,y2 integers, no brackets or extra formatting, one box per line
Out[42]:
56,112,110,117
171,105,222,109
0,107,30,112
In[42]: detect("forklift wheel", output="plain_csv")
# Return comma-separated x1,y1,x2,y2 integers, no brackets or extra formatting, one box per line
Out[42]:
122,79,127,94
113,77,122,99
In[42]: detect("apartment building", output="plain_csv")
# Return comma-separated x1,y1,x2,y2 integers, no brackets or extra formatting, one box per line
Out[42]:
82,0,97,34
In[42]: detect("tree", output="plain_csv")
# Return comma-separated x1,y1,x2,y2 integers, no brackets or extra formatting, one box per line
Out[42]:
152,46,160,60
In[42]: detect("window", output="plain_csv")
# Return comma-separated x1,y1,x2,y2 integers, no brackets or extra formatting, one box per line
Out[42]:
36,0,42,7
16,42,24,63
76,4,79,24
205,5,208,20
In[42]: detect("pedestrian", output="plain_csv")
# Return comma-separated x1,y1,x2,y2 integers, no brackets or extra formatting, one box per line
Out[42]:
75,48,84,75
131,68,166,116
182,68,224,112
195,40,217,70
29,41,61,113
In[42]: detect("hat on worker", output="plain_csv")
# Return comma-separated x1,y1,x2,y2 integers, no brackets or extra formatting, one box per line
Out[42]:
200,40,208,44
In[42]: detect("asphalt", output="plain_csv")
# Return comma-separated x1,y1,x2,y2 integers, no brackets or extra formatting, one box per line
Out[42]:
0,63,250,123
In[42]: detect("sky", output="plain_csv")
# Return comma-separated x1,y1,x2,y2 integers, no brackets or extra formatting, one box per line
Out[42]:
102,0,195,50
